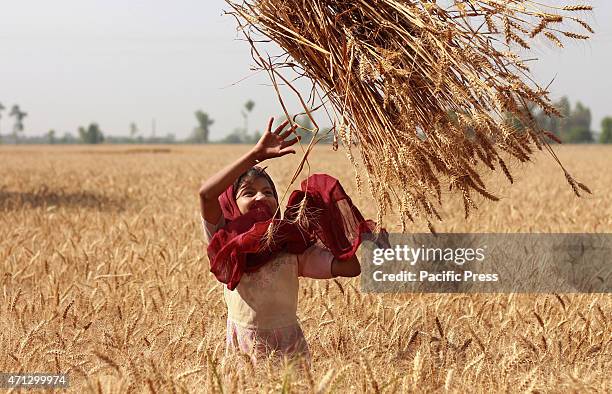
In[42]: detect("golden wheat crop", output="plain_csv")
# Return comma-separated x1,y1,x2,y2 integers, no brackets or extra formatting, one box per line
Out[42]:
0,144,610,393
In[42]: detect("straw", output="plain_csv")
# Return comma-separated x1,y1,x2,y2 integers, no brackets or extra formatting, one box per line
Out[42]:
226,0,593,230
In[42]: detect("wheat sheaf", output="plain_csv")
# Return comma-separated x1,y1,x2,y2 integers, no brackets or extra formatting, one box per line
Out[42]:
226,0,593,231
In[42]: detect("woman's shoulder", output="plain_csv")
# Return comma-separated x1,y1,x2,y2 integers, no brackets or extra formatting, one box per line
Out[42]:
200,214,226,243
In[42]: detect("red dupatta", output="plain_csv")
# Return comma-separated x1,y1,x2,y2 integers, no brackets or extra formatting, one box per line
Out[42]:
206,173,383,290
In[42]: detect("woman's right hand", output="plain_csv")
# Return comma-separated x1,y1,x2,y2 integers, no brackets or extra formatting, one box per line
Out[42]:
251,117,301,162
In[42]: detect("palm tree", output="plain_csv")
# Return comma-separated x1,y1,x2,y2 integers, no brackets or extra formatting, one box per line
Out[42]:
9,105,27,143
241,100,255,141
47,129,56,144
193,111,214,143
129,122,139,140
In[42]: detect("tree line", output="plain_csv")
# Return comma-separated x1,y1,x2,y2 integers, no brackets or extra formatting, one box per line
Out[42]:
0,103,27,142
1,97,611,144
531,97,608,143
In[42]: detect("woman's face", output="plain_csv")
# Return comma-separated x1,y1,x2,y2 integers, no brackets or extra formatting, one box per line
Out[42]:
235,176,278,216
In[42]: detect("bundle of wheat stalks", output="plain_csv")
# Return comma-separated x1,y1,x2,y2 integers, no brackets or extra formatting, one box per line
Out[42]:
226,0,593,231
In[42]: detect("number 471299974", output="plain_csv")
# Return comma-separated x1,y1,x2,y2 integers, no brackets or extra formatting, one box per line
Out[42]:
0,373,69,388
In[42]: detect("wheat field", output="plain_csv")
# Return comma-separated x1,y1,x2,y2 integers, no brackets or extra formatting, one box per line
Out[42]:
0,144,610,393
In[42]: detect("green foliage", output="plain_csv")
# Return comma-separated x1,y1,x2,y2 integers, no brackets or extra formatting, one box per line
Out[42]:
10,96,609,146
537,97,570,138
9,104,27,142
220,128,246,144
250,130,262,144
240,100,256,141
60,132,76,144
564,125,593,143
190,110,214,143
219,127,262,144
561,101,593,143
600,117,612,144
532,97,593,143
129,122,139,139
450,97,598,145
78,123,105,144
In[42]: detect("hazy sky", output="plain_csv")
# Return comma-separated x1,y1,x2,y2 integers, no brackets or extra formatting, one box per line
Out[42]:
0,0,610,139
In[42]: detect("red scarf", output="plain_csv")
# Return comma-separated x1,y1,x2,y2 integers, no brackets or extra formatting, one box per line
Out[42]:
207,173,382,290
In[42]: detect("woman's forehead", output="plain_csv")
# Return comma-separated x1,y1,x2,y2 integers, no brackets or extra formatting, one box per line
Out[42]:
238,176,273,190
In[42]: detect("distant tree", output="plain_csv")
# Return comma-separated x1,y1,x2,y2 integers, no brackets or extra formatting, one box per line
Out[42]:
600,117,612,144
241,100,255,141
541,96,571,137
61,132,75,144
533,97,593,143
9,104,27,143
129,122,139,140
534,107,549,131
0,102,5,141
47,129,56,144
219,128,246,144
77,126,86,143
78,123,105,144
191,110,214,143
564,101,593,143
249,130,262,144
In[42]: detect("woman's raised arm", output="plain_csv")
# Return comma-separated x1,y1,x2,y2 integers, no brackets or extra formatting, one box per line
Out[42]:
198,117,299,224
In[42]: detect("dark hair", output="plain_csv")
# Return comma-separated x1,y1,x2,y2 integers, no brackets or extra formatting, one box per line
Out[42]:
233,166,278,202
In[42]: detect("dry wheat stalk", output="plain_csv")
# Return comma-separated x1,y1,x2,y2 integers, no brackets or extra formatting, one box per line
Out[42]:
225,0,593,229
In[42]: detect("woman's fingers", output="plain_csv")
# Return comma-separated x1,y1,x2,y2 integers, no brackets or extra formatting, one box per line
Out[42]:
279,124,298,139
273,119,290,135
278,147,296,156
266,117,275,134
280,136,300,148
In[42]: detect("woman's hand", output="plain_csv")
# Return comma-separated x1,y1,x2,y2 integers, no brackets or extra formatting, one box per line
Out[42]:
199,116,300,224
250,117,301,162
331,255,361,277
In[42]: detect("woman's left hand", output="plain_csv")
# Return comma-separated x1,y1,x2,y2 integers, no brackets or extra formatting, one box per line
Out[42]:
251,117,301,162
